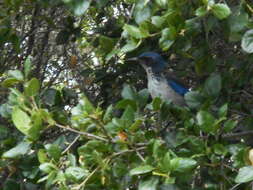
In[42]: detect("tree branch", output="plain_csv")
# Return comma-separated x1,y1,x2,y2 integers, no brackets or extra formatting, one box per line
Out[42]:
222,131,253,139
55,123,109,142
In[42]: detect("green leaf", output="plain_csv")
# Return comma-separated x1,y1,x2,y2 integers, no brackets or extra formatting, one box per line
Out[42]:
99,35,117,54
8,89,25,106
152,139,164,159
1,78,20,87
130,165,154,175
213,144,227,156
151,16,166,28
95,0,109,8
103,104,113,122
80,96,95,114
211,3,231,20
171,158,197,172
155,0,167,7
121,106,135,124
241,29,253,53
106,48,121,61
229,12,248,33
12,107,31,136
235,166,253,183
123,24,149,39
121,84,137,100
2,141,30,158
185,91,204,108
137,88,149,107
25,78,40,96
42,88,62,106
204,73,222,97
162,152,171,172
116,99,137,111
151,97,162,111
29,111,43,140
3,179,20,190
0,125,9,139
134,2,151,24
45,144,61,161
38,149,48,163
223,120,237,132
68,153,77,167
72,0,91,16
8,70,24,81
159,27,176,51
129,119,143,132
39,163,57,173
39,109,55,126
121,39,141,53
195,6,207,17
138,177,159,190
218,104,228,118
65,167,89,182
196,110,216,133
0,104,12,118
159,184,179,190
185,18,201,33
104,122,119,134
24,56,32,78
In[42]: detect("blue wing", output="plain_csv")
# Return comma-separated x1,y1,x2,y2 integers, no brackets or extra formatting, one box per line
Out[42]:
168,80,189,96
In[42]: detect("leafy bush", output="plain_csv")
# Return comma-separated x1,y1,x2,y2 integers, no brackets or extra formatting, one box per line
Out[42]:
1,0,253,189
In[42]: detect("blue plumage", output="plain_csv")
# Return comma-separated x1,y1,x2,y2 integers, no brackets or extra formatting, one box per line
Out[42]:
167,80,189,96
131,51,189,106
139,52,168,73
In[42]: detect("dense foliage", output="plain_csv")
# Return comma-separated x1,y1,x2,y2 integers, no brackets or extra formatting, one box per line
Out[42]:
1,0,253,189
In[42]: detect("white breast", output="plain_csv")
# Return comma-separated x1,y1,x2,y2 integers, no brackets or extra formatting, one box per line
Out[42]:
147,74,186,106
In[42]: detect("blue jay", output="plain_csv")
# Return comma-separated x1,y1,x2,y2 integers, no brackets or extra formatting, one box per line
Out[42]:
129,52,189,106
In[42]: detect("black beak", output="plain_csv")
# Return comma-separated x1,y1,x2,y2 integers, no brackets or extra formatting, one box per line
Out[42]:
126,57,139,62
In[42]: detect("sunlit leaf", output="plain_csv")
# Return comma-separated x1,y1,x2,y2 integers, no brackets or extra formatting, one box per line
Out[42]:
204,73,222,97
242,29,253,53
235,166,253,183
211,3,231,20
159,27,176,51
123,24,149,39
130,165,154,175
25,78,40,96
138,177,159,190
24,56,32,78
12,107,31,136
8,70,24,81
2,141,30,158
196,110,216,133
185,91,204,108
65,167,89,182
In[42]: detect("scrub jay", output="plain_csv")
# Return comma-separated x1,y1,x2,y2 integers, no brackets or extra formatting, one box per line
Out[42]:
129,52,189,106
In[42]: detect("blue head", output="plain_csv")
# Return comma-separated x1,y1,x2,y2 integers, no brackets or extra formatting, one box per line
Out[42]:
137,52,168,73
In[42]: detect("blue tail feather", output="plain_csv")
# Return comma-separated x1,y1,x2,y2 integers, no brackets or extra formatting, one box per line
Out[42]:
168,80,189,96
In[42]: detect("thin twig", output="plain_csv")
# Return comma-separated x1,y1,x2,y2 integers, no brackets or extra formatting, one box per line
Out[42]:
222,131,253,139
74,166,100,190
133,146,145,162
73,147,146,189
112,147,146,157
229,183,241,190
55,123,108,142
62,134,80,154
89,115,113,141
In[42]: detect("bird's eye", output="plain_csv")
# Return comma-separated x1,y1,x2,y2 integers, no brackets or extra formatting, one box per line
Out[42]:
140,57,153,66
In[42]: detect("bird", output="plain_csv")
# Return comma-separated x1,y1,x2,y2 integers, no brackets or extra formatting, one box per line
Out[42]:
128,52,189,106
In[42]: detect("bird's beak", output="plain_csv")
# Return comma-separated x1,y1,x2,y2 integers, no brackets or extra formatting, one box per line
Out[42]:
126,57,139,62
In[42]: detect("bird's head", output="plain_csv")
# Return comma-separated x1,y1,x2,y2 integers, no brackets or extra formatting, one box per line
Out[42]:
128,52,168,73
